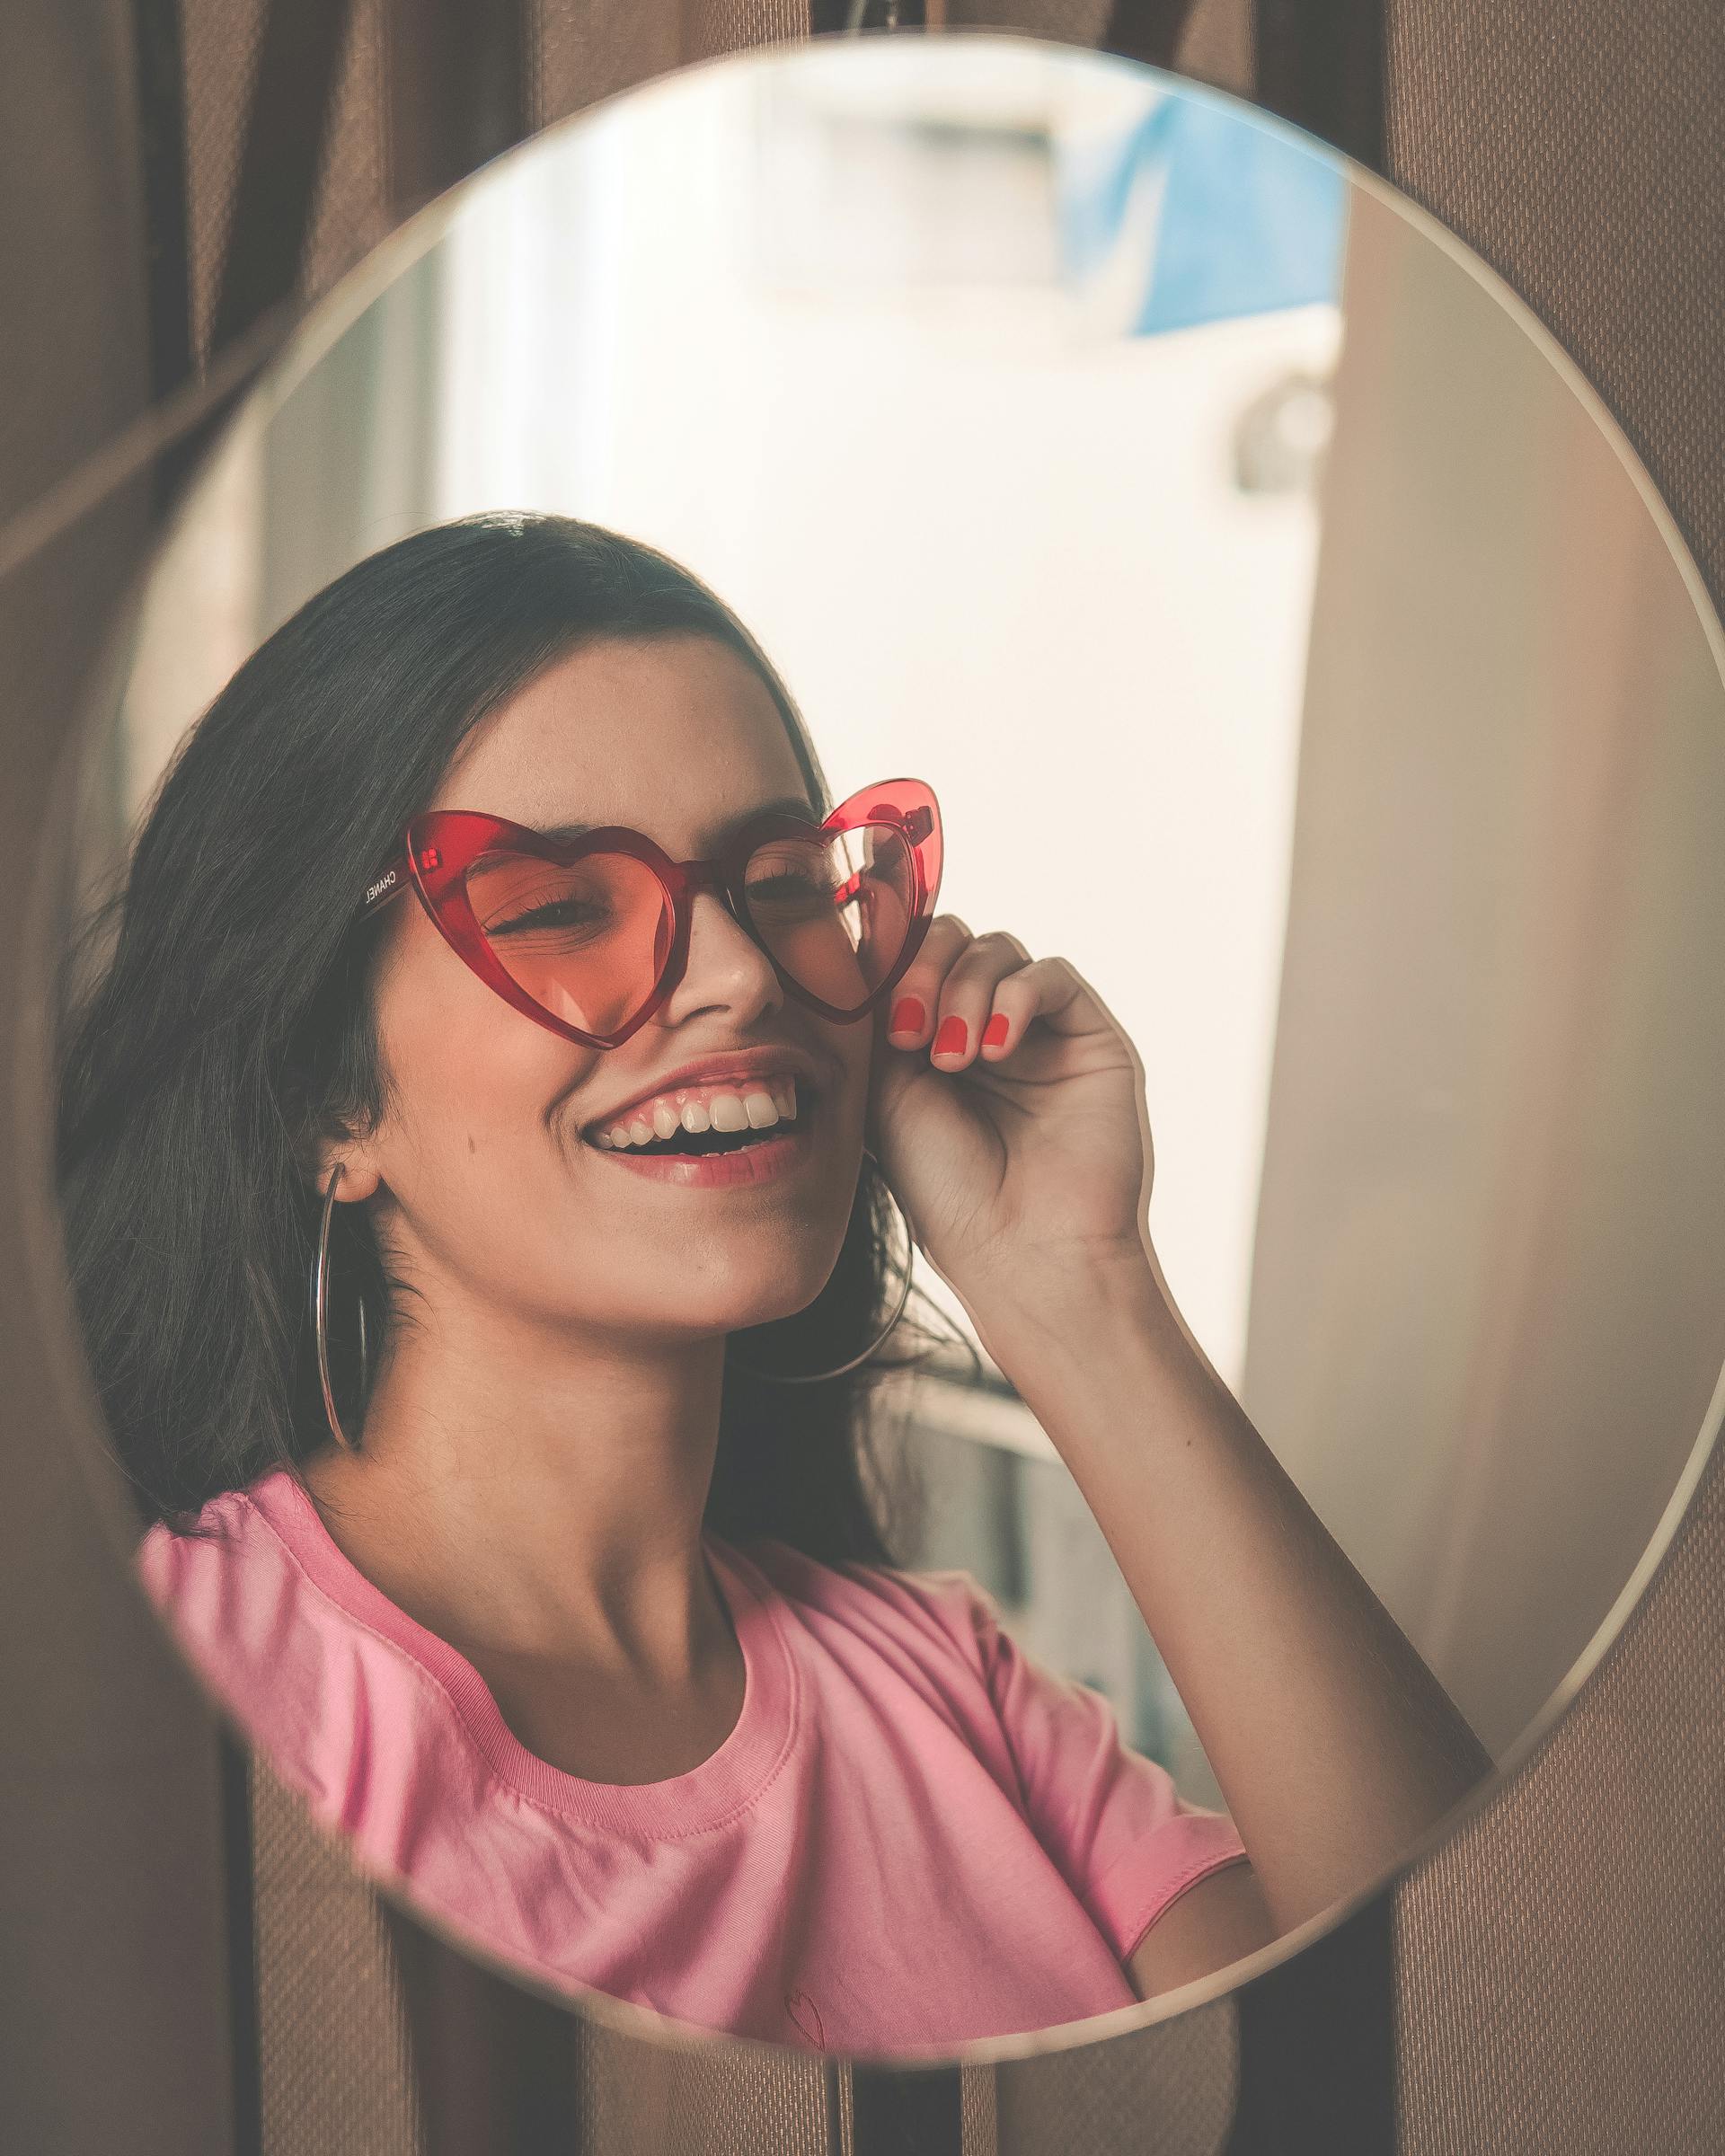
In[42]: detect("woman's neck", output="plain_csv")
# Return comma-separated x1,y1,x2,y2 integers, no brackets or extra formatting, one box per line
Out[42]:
300,1295,733,1692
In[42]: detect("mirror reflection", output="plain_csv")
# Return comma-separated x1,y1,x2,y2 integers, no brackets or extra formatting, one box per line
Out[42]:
52,38,1725,2061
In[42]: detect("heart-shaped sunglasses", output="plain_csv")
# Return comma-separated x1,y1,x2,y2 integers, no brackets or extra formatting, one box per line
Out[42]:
355,777,943,1051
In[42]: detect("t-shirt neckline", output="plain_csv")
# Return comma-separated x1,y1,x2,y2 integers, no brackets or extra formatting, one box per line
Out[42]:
243,1468,799,1836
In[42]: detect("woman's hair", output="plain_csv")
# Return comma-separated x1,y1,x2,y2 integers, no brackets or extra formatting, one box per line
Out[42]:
55,511,964,1559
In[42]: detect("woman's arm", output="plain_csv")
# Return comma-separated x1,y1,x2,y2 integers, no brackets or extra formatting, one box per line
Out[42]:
1126,1860,1278,1999
869,928,1493,1972
985,1249,1494,1950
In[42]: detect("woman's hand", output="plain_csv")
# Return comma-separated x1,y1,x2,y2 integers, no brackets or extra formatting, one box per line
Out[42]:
864,915,1155,1327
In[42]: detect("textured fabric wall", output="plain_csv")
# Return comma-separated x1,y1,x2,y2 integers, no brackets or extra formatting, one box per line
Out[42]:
0,7,236,2152
252,1763,421,2153
1380,5,1725,2149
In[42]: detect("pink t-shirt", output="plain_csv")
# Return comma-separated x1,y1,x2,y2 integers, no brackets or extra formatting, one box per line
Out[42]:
138,1469,1248,2055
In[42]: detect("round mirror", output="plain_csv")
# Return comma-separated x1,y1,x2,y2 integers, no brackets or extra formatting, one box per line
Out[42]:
50,32,1725,2067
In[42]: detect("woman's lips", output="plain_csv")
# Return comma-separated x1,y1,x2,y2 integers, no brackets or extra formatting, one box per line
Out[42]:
587,1083,820,1189
588,1074,801,1151
593,1118,815,1189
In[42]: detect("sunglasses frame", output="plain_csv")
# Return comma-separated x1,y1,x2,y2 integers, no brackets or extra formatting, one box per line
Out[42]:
355,777,943,1051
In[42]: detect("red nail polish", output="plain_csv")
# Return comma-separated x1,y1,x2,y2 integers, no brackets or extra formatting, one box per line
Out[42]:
982,1012,1010,1048
933,1015,968,1057
890,995,925,1036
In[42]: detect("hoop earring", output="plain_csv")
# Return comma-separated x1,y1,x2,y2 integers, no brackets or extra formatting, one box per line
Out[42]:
729,1145,916,1385
314,1162,371,1450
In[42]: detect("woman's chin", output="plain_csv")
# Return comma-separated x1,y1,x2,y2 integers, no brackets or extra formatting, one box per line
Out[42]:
588,1244,845,1345
718,1290,827,1339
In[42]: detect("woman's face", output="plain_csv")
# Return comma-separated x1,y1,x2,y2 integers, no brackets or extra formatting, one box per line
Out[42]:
345,632,874,1355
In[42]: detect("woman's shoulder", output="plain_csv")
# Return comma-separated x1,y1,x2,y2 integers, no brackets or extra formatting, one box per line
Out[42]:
134,1468,366,1699
716,1533,1006,1676
137,1478,286,1596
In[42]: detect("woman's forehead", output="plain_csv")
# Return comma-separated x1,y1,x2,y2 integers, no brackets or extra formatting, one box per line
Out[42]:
430,633,809,832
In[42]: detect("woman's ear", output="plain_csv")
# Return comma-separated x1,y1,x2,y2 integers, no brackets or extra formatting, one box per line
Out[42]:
304,1126,384,1205
314,1153,383,1204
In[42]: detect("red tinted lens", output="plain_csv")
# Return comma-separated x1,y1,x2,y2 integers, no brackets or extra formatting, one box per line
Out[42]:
741,822,916,1012
465,850,670,1037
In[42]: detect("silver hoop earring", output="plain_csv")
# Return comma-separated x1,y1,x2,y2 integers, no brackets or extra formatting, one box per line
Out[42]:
314,1162,370,1450
729,1145,916,1385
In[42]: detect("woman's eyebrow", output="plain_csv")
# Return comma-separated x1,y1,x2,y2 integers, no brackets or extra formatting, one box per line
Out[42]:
531,794,818,847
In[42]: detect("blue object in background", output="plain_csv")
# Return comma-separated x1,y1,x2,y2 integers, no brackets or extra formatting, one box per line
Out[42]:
1061,93,1349,336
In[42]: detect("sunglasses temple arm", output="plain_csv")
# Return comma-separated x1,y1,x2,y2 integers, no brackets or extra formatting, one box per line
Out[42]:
358,845,416,920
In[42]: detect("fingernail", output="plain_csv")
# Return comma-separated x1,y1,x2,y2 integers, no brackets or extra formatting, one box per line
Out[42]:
889,995,925,1037
982,1012,1010,1048
933,1015,968,1058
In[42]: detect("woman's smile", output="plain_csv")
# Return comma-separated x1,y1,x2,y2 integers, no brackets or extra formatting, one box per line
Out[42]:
590,1100,818,1188
575,1041,832,1188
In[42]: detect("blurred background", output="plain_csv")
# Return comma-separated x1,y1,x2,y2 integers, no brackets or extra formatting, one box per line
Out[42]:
102,39,1725,1813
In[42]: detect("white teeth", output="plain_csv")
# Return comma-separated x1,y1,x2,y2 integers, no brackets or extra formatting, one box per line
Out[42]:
710,1094,750,1133
592,1074,804,1149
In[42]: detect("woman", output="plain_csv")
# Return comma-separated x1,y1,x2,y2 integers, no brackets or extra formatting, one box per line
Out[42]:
56,511,1490,2056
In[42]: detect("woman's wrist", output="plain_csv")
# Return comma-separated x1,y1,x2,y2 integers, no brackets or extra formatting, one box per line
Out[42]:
961,1241,1195,1406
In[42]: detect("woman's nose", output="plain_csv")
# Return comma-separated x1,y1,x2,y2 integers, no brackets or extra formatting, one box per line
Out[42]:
661,888,783,1025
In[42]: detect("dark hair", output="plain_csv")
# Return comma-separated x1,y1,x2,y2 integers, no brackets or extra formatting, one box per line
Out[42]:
55,511,962,1560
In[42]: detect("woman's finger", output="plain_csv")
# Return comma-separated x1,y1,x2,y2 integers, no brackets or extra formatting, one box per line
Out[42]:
883,914,974,1048
974,955,1110,1062
909,928,1037,1073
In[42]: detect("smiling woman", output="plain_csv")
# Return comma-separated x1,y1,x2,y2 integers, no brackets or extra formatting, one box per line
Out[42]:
60,519,947,1527
55,509,1334,2054
56,499,1503,2056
